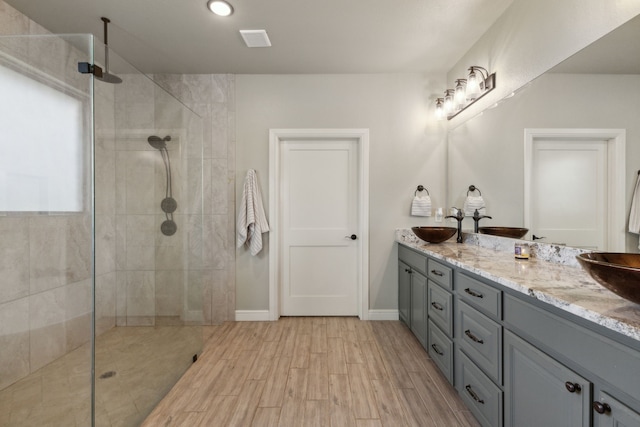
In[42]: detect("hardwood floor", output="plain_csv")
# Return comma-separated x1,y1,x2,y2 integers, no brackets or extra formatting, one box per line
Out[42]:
142,317,480,427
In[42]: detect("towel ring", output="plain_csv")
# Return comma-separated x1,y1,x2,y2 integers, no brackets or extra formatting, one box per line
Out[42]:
415,185,429,196
467,185,482,196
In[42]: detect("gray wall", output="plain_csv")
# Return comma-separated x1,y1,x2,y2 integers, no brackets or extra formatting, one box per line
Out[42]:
235,74,447,313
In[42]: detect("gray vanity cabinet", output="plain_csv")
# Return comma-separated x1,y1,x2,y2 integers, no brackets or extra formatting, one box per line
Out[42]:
398,246,428,347
398,260,411,326
593,391,640,427
504,330,591,427
410,270,428,347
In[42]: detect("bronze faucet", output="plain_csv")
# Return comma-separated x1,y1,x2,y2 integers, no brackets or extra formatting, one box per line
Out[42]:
445,208,465,243
472,209,492,233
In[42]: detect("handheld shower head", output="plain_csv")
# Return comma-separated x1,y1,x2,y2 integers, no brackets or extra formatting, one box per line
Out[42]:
147,135,171,150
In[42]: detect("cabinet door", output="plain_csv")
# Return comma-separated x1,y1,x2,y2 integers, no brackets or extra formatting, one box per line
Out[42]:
398,261,411,326
410,270,427,347
504,330,590,427
593,391,640,427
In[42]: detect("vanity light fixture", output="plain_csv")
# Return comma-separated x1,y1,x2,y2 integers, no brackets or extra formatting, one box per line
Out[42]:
435,65,496,120
207,0,234,16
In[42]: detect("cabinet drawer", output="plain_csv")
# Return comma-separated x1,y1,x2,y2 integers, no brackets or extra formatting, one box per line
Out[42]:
458,300,502,384
428,320,453,385
428,258,452,290
504,294,640,405
593,391,640,427
428,281,453,336
457,351,503,427
457,272,502,319
398,245,427,275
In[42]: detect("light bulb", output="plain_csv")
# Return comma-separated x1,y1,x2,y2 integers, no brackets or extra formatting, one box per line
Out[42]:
466,68,482,100
207,0,234,16
435,98,445,120
444,90,454,114
454,79,467,107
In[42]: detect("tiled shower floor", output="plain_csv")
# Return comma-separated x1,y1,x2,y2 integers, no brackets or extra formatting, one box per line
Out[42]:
0,325,201,427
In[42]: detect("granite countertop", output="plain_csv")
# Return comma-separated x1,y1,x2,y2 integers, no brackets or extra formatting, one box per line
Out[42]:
396,229,640,343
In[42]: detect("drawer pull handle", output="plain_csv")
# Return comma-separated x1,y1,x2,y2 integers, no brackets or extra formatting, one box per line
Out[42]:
464,329,484,344
431,343,444,356
593,401,611,415
565,382,581,393
431,269,445,277
465,385,485,404
431,302,444,311
464,288,483,298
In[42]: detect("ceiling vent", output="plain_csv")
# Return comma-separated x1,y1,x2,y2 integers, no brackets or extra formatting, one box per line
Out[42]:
240,30,272,48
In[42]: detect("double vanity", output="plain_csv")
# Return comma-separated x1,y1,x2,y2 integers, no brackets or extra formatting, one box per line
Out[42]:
396,230,640,427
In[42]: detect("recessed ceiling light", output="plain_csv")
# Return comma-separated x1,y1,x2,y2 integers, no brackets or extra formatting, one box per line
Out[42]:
207,0,234,17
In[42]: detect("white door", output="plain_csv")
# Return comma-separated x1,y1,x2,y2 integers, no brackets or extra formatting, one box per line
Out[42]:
280,139,359,315
529,138,607,249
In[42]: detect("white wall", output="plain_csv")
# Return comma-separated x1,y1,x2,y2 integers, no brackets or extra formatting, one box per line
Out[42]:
446,0,640,127
235,74,446,313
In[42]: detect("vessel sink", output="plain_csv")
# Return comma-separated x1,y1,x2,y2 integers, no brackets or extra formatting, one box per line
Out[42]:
576,253,640,304
478,226,529,239
411,226,457,244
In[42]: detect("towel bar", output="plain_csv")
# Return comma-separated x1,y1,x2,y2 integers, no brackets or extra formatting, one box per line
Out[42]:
467,185,482,196
415,185,430,196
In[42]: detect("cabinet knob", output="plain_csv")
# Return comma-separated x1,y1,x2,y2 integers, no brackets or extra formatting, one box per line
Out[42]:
345,234,357,240
593,401,611,414
564,382,581,393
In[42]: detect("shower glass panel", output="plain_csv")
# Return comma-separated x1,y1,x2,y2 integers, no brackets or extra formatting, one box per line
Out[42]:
0,34,95,426
0,33,203,427
93,43,204,425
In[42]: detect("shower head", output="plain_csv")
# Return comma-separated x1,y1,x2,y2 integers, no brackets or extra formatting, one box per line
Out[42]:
148,135,171,150
97,17,122,84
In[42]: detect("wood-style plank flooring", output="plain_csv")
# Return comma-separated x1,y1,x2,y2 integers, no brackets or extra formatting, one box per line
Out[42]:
143,317,480,427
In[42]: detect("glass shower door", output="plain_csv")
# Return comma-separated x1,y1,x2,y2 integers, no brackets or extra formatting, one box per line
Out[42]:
0,33,95,426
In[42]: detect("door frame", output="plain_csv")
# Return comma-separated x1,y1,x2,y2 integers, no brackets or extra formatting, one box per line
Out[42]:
268,129,369,321
523,128,625,251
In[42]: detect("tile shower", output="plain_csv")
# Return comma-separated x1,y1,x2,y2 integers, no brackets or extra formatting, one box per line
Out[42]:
0,12,233,423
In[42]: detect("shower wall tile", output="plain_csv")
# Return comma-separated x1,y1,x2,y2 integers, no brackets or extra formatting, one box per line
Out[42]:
65,279,91,322
183,75,214,105
124,152,156,214
95,139,116,216
155,214,186,271
29,286,66,371
0,217,29,304
155,270,184,316
115,215,127,270
210,269,230,325
125,215,155,270
95,214,116,276
210,214,228,270
116,272,127,326
125,271,155,326
95,272,116,335
211,159,228,215
0,298,30,391
185,157,204,215
65,312,91,353
29,215,91,294
210,103,229,160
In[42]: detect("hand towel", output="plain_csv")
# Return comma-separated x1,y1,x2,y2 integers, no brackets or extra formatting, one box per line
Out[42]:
411,195,432,217
237,169,270,255
628,173,640,248
463,195,486,217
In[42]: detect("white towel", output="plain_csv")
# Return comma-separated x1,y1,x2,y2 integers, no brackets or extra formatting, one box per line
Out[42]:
628,174,640,248
411,195,432,217
463,195,486,217
237,169,270,255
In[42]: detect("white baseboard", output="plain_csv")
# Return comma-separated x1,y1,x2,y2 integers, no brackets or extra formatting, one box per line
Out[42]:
235,309,399,321
368,309,399,321
235,310,271,321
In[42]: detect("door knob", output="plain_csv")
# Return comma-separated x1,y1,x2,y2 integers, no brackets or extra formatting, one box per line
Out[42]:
345,234,357,240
